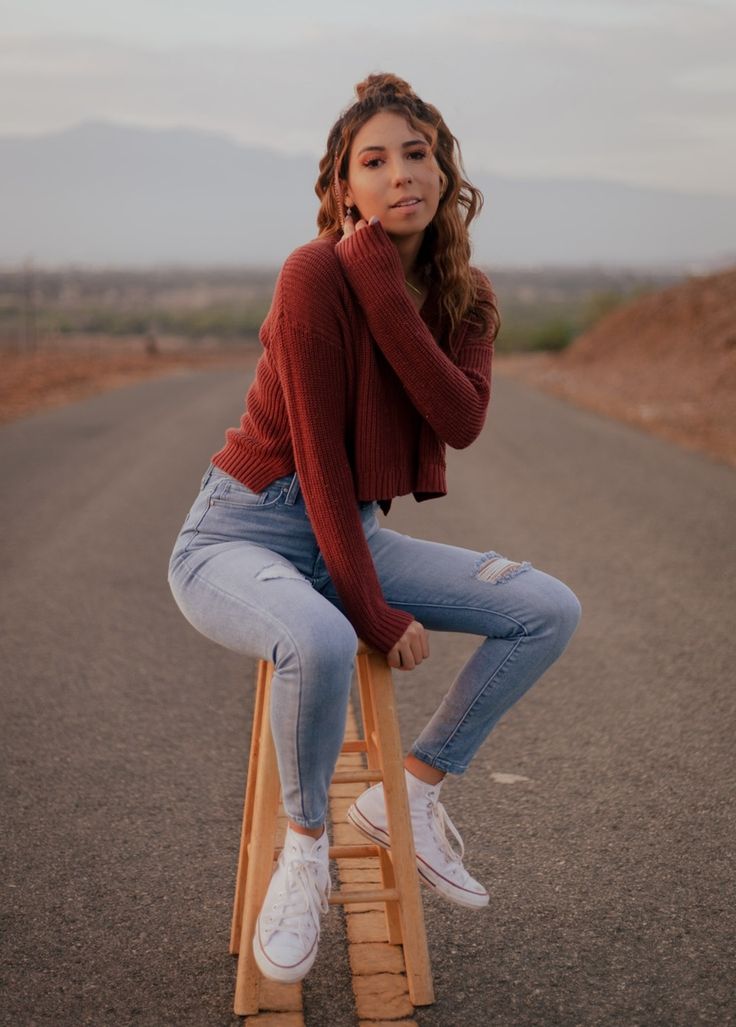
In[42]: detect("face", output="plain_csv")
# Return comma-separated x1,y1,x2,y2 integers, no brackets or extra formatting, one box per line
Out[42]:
342,110,443,240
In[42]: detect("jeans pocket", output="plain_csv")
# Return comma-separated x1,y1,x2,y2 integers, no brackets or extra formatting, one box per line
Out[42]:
208,475,285,509
182,475,284,548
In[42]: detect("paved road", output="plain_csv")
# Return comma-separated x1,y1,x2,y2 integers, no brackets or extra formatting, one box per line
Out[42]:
1,367,734,1027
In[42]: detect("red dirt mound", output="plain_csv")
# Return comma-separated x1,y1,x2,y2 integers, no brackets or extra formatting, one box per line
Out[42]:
495,265,736,468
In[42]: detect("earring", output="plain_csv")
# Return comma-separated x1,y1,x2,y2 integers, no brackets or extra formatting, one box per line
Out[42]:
344,203,353,222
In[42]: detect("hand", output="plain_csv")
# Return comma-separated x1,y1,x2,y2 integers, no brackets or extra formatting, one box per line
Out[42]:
386,620,430,671
337,212,380,246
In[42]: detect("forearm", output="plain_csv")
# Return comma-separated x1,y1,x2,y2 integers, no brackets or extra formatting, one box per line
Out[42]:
272,315,414,653
336,222,493,448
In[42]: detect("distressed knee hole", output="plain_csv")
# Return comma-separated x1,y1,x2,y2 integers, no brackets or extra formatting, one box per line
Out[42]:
472,550,532,584
255,562,308,583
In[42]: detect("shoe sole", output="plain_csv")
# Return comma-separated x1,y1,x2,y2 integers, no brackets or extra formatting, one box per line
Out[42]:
346,803,490,910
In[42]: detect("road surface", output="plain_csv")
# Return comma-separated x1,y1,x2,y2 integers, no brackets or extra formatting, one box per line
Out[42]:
1,367,734,1026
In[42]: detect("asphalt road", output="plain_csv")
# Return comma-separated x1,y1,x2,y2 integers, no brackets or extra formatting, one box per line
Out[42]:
1,366,734,1027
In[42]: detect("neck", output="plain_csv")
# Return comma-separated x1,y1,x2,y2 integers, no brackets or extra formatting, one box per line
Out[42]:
386,229,424,279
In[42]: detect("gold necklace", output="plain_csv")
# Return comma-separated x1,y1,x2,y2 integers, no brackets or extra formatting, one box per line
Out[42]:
404,277,422,296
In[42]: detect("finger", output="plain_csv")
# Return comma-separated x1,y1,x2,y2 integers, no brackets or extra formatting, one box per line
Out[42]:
410,637,424,665
411,627,425,661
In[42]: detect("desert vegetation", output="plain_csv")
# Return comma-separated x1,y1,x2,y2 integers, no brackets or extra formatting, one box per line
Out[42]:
1,263,681,355
10,261,729,469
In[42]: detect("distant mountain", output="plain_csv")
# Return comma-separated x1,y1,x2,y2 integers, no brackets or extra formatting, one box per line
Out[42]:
1,120,734,271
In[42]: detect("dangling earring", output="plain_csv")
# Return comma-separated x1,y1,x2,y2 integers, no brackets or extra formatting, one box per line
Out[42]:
333,168,352,227
344,204,353,222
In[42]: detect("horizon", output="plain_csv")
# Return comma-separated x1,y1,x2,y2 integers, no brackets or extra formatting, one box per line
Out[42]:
4,117,735,205
2,0,734,198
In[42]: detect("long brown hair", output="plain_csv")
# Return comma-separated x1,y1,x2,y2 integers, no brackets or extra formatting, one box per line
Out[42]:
315,72,500,347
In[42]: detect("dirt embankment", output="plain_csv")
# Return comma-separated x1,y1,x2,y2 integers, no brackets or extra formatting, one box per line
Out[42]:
3,267,735,470
495,265,736,468
0,339,259,425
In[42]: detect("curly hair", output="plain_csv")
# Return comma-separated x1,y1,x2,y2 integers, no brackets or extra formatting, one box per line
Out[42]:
314,72,500,346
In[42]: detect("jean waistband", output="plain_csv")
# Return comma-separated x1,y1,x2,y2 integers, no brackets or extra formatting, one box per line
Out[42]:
204,464,376,512
204,462,302,505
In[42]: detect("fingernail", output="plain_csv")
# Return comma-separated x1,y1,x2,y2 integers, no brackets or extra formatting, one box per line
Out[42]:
369,215,379,225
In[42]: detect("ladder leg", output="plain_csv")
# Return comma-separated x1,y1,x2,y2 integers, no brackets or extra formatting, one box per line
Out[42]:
364,651,435,1007
355,653,403,944
230,658,269,955
233,661,281,1016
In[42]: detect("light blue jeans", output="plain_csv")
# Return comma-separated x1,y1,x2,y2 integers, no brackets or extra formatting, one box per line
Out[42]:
168,463,582,828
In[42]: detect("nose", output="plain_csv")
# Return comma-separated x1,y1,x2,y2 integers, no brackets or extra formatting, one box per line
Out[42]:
391,165,412,185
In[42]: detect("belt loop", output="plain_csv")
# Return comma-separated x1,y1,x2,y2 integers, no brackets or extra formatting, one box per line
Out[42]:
200,462,216,490
284,471,301,506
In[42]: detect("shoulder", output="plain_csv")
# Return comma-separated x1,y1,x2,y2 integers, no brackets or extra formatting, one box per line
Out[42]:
269,233,350,346
469,265,496,304
464,266,499,344
468,266,499,329
279,233,344,296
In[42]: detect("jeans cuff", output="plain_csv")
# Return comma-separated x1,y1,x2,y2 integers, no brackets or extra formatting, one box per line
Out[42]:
409,745,467,775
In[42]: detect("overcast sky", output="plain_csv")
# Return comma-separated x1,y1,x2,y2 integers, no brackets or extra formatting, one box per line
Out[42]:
2,0,734,196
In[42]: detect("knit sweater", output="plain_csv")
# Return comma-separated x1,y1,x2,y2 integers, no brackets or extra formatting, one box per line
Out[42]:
211,220,496,654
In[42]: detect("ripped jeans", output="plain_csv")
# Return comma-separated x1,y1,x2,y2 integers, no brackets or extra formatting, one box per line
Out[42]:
168,463,582,828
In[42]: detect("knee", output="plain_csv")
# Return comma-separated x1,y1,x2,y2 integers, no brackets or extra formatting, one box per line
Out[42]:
275,615,358,695
543,579,582,650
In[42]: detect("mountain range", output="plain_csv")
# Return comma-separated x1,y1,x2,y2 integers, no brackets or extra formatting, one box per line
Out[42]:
2,120,734,271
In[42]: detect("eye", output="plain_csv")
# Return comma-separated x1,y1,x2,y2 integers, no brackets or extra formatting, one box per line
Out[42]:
362,150,428,169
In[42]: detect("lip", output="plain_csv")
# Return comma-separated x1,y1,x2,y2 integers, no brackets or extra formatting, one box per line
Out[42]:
390,198,423,211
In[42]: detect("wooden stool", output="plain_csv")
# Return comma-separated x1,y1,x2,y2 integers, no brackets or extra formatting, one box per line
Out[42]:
229,639,435,1016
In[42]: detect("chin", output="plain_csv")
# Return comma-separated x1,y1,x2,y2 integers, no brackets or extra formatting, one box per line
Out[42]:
386,221,430,237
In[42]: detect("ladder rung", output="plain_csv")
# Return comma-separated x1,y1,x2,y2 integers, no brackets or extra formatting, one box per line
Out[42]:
268,842,381,859
330,769,382,784
329,842,382,859
340,740,368,753
329,887,400,905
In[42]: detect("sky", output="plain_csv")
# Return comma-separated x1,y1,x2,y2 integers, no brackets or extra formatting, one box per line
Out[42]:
1,0,734,196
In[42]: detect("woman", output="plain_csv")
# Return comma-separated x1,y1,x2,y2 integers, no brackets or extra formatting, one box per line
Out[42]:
167,73,581,984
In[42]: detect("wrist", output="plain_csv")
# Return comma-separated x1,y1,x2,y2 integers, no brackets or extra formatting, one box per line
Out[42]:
336,231,404,310
335,222,404,284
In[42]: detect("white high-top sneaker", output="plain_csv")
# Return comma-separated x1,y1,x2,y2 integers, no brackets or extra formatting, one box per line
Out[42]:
346,769,489,909
252,825,331,983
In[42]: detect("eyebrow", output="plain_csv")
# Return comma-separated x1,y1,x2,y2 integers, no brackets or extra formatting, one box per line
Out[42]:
357,139,427,155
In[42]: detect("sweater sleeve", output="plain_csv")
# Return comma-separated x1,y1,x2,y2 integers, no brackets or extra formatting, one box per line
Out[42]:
267,263,415,655
335,221,496,449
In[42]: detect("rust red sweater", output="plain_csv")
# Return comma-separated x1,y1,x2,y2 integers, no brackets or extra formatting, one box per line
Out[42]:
211,220,496,653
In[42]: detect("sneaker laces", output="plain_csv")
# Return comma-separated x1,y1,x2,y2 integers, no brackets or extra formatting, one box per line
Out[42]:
262,849,330,945
423,793,466,869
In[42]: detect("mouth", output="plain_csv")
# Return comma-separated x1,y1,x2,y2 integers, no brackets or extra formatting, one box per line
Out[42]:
390,198,423,210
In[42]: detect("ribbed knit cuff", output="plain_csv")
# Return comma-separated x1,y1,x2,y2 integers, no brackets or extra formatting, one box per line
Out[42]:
362,605,415,656
335,221,406,298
